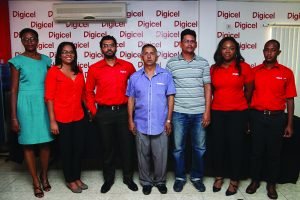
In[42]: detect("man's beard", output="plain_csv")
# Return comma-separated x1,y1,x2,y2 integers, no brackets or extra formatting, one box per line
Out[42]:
103,51,116,59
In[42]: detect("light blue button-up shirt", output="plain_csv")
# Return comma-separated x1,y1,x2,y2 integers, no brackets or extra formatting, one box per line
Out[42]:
126,65,176,135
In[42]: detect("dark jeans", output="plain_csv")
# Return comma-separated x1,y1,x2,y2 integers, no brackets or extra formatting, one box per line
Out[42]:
57,119,85,182
250,110,286,184
95,106,134,183
210,110,248,181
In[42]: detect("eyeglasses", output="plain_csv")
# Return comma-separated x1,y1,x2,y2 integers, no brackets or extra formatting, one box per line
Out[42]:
21,37,38,43
182,40,196,45
61,50,75,55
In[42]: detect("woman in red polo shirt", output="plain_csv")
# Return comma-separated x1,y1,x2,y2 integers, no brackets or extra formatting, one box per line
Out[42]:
210,37,254,196
45,42,87,193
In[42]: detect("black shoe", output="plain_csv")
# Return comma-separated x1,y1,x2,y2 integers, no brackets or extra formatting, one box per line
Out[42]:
173,180,186,192
266,183,278,199
100,181,113,193
225,181,238,196
123,179,138,191
191,180,206,192
156,184,168,194
142,185,152,195
212,177,224,192
246,181,260,194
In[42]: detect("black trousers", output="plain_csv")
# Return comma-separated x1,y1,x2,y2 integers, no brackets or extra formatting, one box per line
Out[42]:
250,110,285,184
57,119,85,183
210,110,248,181
95,106,134,183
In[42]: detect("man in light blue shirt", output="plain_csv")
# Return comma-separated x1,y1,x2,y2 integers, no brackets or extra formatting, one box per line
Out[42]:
126,44,176,195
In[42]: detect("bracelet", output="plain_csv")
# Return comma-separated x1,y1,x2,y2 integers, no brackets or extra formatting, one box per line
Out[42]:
166,120,171,123
11,118,18,121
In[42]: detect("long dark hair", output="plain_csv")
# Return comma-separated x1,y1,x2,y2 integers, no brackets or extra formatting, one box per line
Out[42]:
213,37,244,75
55,42,80,74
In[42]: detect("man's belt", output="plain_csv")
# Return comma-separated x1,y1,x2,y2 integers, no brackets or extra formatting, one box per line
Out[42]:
254,109,284,116
97,104,127,111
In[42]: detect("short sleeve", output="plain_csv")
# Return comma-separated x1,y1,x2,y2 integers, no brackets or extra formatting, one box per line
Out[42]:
166,72,176,95
42,54,52,68
8,56,21,70
45,67,57,101
126,76,135,97
285,69,297,98
242,63,254,83
202,61,211,84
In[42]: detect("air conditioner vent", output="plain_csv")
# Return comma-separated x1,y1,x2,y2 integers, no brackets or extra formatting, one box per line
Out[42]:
53,2,127,22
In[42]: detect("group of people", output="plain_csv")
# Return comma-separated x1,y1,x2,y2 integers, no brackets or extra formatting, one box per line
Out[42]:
9,28,296,200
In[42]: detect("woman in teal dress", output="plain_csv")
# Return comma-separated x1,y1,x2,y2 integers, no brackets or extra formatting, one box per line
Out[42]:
9,28,54,198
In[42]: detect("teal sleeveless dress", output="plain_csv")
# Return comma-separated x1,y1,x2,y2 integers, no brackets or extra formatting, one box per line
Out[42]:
8,54,54,145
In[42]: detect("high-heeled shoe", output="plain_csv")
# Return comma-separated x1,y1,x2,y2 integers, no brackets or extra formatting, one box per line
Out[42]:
212,177,224,192
33,183,44,198
225,181,238,196
39,173,51,192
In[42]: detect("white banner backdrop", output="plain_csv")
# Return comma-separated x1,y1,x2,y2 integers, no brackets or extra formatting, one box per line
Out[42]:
9,1,199,78
216,1,300,67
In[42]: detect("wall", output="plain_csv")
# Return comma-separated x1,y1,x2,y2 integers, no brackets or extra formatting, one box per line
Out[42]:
9,0,199,76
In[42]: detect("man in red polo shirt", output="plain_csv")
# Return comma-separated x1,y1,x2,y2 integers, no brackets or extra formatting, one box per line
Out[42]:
85,35,138,193
246,40,297,199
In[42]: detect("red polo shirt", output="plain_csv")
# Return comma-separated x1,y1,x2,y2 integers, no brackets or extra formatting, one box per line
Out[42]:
251,62,297,111
45,66,85,123
85,58,136,115
211,61,254,111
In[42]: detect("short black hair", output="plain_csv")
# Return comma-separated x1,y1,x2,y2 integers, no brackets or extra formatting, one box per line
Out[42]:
265,39,280,50
141,44,157,54
100,35,117,48
19,28,38,39
180,29,196,41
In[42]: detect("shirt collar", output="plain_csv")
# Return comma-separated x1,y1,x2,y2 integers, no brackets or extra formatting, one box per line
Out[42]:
179,53,196,61
141,64,162,76
261,61,280,69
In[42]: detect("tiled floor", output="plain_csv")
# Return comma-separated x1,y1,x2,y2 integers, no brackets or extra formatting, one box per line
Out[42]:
0,157,299,200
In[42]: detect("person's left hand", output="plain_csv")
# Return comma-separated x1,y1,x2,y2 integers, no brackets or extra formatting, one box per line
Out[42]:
201,111,211,128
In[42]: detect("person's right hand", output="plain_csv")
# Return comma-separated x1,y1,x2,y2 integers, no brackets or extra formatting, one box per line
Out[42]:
50,121,59,135
11,119,20,133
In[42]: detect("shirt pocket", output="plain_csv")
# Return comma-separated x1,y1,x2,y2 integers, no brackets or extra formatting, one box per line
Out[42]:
154,82,166,95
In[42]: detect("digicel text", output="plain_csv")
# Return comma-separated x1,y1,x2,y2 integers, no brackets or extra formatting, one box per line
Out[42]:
174,21,197,29
156,31,180,39
120,31,143,39
252,12,275,20
101,22,126,29
138,41,161,48
217,11,240,19
288,12,300,21
138,21,162,29
12,11,36,19
235,22,257,30
156,10,180,18
66,22,89,29
31,21,53,30
49,32,72,40
127,10,143,18
83,31,107,39
217,32,240,38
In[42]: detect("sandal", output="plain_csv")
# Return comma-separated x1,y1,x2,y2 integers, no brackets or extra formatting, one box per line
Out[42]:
225,181,238,196
40,173,51,192
213,177,224,192
33,184,44,198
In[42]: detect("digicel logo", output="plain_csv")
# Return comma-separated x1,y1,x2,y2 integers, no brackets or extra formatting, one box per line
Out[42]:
217,11,240,19
156,10,180,18
288,12,300,21
12,11,36,19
